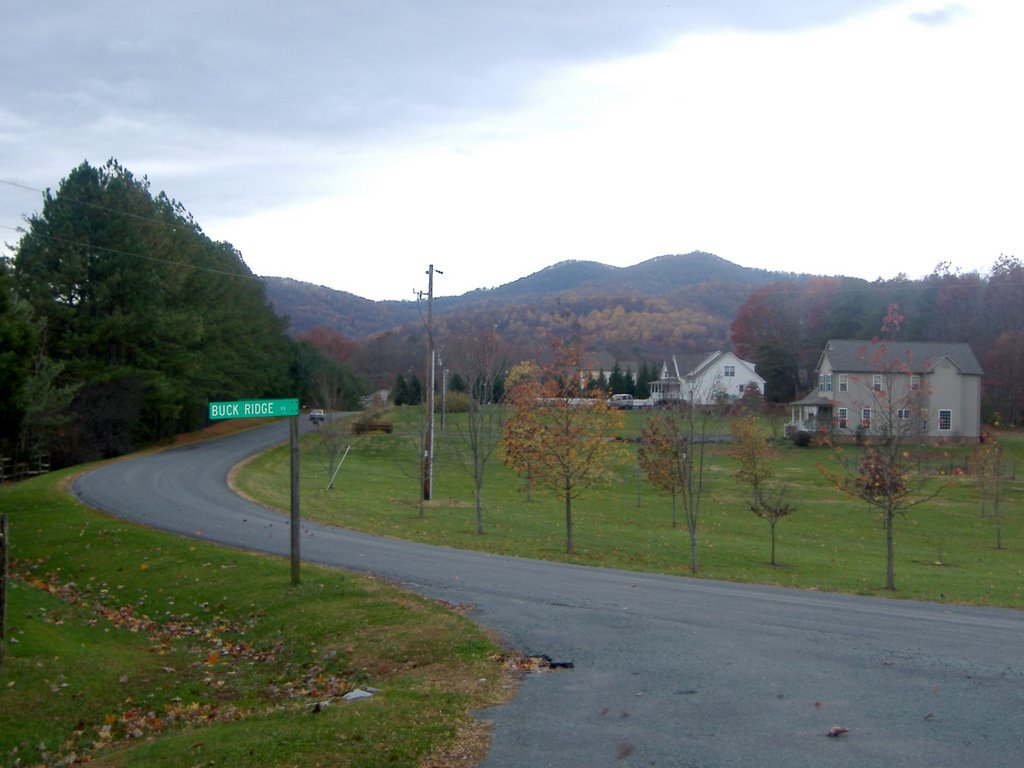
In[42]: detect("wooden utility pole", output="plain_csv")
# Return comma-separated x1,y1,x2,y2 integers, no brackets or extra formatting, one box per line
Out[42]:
422,265,441,501
1,514,8,666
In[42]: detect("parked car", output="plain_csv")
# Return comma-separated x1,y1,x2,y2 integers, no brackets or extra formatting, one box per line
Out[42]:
309,409,326,423
608,394,634,409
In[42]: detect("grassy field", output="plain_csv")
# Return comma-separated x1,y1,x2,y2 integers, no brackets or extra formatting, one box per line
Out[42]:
0,465,513,768
236,407,1024,608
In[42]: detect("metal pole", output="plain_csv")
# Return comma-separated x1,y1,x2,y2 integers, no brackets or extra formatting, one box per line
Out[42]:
289,415,300,585
440,353,447,430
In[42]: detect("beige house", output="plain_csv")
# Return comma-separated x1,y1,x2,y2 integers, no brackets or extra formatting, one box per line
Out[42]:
788,340,983,440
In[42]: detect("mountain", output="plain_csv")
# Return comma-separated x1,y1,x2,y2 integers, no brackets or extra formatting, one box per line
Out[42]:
265,252,797,340
464,252,783,302
262,277,422,339
264,250,806,370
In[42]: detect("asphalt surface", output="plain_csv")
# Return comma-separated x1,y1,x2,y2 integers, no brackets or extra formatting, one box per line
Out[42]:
73,421,1024,767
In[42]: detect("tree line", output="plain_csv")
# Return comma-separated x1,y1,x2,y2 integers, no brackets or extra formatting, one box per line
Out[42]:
1,160,365,470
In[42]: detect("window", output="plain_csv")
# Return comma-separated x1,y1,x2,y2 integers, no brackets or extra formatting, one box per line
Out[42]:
938,409,952,431
872,374,883,392
897,408,910,420
837,407,848,429
910,375,920,391
861,408,872,430
818,373,832,393
838,374,848,392
724,365,735,377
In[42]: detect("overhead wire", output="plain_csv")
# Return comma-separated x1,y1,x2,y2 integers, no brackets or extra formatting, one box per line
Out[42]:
0,178,264,282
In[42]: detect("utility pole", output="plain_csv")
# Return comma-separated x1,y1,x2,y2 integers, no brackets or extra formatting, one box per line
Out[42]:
420,265,442,501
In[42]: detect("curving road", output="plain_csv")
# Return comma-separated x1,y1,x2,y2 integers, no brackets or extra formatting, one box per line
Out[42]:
74,422,1024,767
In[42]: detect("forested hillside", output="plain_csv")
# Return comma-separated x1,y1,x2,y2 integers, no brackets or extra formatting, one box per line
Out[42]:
266,252,1024,427
266,252,787,389
1,160,365,470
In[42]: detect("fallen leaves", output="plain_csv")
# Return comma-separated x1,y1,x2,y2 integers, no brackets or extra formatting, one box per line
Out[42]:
496,654,575,673
8,562,365,765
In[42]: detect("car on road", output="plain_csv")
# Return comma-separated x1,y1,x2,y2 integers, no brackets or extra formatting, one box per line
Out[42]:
309,409,326,424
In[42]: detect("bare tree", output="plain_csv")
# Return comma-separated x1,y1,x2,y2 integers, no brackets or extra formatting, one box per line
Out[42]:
308,369,350,489
639,388,721,574
446,330,508,534
971,435,1014,550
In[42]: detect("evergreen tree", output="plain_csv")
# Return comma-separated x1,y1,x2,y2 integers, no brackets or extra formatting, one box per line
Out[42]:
0,260,37,457
12,159,294,463
393,373,410,406
608,362,626,394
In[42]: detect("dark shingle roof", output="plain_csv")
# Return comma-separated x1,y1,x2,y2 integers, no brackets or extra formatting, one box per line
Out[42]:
822,340,983,376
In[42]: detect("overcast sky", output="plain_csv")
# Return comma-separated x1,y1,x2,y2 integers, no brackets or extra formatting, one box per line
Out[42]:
2,1,1021,300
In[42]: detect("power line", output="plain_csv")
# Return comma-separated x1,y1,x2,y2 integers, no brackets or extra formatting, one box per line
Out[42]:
0,223,263,282
1,177,198,233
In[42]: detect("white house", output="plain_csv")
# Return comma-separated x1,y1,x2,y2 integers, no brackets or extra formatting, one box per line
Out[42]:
788,339,983,440
649,351,766,406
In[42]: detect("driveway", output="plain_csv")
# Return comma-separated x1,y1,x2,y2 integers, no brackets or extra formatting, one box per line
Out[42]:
73,421,1024,767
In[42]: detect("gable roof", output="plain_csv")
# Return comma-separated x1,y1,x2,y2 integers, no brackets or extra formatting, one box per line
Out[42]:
822,340,983,376
686,351,727,379
686,351,763,380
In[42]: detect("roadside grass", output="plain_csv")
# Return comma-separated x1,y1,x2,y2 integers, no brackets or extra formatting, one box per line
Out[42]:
237,407,1024,608
0,468,513,768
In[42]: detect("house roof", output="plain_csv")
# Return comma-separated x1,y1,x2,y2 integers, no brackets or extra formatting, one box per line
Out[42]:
685,351,763,380
791,393,834,407
822,339,983,376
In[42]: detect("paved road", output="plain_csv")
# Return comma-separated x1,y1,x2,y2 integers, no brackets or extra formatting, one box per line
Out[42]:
73,422,1024,767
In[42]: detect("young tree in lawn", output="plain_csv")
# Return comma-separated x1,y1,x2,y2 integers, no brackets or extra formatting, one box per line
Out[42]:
638,411,685,529
730,412,796,565
502,335,625,554
638,386,719,574
447,329,508,534
501,362,538,502
970,436,1013,550
824,305,943,590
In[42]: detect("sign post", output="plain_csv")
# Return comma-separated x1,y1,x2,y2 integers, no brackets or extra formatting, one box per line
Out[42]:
209,398,302,585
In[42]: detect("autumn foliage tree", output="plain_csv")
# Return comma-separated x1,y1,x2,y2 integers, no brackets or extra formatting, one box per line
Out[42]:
823,306,944,590
730,412,795,565
638,415,686,530
502,335,625,554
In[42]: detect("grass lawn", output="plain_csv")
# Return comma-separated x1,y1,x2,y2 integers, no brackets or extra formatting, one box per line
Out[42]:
0,463,513,768
237,407,1024,608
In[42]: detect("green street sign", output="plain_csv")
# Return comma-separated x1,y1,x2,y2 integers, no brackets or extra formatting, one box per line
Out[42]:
209,398,300,420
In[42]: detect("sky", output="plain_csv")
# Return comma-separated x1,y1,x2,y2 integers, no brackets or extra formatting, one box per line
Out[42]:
2,1,1021,301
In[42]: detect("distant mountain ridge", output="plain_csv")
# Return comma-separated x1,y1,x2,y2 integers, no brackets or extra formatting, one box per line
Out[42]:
456,252,787,302
264,252,799,340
